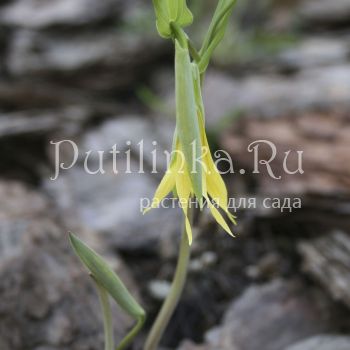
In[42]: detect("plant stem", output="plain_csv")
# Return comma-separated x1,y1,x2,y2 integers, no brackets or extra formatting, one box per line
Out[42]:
144,209,192,350
170,22,188,48
94,278,114,350
188,39,201,63
116,316,145,350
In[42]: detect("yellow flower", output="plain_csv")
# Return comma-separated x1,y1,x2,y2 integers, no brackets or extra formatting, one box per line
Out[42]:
145,115,236,244
144,40,236,244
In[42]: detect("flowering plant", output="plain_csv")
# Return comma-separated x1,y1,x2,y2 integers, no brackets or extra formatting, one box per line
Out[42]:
69,1,237,349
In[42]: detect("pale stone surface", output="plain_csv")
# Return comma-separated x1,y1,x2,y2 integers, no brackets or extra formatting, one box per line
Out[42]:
285,335,350,350
0,181,139,349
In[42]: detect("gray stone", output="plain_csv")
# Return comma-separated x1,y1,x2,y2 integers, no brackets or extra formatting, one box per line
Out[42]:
177,340,209,350
0,180,139,349
5,29,163,91
221,108,350,196
6,30,137,73
44,162,155,231
81,115,174,171
285,335,350,350
277,38,350,71
45,160,181,253
245,252,283,280
298,231,350,307
0,80,122,115
148,280,171,300
44,114,180,253
0,0,122,28
299,0,350,25
201,66,350,124
206,279,334,350
0,107,89,138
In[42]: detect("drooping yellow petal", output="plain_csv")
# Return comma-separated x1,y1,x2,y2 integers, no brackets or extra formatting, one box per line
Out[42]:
206,167,236,224
196,111,223,197
226,210,237,225
206,163,228,207
205,151,237,224
197,115,237,224
175,150,192,200
205,196,235,237
143,172,175,214
144,153,182,214
199,129,227,204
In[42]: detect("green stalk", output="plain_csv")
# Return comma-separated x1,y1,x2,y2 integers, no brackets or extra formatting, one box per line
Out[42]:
116,316,145,350
94,276,146,350
94,278,114,350
170,22,188,48
188,39,201,63
144,209,193,350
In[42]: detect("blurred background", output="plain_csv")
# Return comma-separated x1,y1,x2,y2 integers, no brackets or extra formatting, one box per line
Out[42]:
1,0,350,349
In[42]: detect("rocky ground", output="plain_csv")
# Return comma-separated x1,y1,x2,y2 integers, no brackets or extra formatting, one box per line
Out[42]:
0,0,350,349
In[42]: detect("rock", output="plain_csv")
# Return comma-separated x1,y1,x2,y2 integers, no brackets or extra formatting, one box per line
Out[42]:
0,80,122,114
221,110,350,195
44,161,156,230
45,159,181,253
277,38,350,71
0,0,122,28
205,279,336,350
44,116,180,254
0,107,89,138
0,180,140,349
0,107,94,184
299,0,350,26
177,340,209,350
202,66,350,125
4,28,164,92
189,251,218,272
245,252,283,280
285,335,350,350
298,231,350,307
148,280,171,300
81,115,174,171
6,28,161,81
107,205,182,255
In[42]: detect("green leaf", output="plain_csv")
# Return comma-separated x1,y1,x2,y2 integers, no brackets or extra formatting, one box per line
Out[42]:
153,0,193,38
199,0,237,72
69,232,145,320
175,40,202,201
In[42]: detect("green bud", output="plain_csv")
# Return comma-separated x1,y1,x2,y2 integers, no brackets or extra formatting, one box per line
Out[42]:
69,232,145,320
153,0,193,38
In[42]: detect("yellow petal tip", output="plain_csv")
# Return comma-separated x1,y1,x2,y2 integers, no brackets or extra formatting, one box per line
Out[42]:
143,207,151,215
